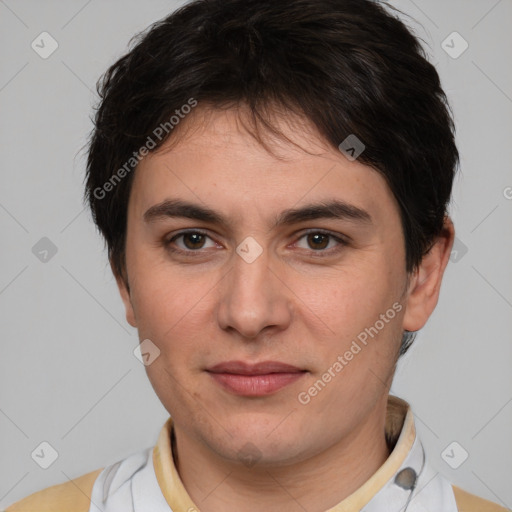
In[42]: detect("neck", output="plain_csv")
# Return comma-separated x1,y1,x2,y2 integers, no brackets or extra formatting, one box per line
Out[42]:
172,400,391,512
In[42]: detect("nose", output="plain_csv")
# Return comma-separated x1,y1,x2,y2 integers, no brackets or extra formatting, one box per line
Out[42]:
216,242,293,340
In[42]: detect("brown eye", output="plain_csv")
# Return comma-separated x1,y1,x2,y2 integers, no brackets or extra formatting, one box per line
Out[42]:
165,230,217,253
294,230,347,256
307,233,330,250
182,232,207,250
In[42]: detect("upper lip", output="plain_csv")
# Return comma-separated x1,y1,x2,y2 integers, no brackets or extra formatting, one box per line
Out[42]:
207,360,305,375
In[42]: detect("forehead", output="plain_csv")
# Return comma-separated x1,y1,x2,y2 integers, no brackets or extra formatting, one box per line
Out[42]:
129,106,400,227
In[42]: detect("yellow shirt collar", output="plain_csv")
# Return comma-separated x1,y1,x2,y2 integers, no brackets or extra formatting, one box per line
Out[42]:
152,395,415,512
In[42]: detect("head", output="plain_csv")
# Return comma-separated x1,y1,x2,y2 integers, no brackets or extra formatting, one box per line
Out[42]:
85,0,457,466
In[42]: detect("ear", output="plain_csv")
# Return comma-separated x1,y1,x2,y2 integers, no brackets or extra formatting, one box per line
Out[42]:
402,216,455,332
111,260,137,328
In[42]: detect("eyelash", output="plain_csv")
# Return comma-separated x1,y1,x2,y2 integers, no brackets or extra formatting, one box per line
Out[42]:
163,229,348,258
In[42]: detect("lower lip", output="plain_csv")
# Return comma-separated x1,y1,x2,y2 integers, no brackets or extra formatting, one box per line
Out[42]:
208,372,305,396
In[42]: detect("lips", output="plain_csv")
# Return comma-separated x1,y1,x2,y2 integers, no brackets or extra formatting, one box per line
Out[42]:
207,360,304,375
206,360,306,396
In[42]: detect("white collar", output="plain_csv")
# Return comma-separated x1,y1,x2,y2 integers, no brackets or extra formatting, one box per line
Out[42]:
89,396,458,511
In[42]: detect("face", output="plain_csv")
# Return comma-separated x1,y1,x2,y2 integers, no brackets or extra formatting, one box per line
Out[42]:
116,107,450,467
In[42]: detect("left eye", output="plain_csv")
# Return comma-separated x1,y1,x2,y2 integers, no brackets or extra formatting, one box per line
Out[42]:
295,232,344,251
171,232,217,250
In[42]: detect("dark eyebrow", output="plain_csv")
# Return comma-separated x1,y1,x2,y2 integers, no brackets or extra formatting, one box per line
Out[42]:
143,198,372,228
273,200,372,228
143,199,226,225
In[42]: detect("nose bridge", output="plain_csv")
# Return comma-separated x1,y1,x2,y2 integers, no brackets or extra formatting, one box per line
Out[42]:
232,243,270,299
216,237,291,338
230,233,271,287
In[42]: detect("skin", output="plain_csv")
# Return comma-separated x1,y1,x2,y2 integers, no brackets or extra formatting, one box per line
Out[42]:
115,106,454,512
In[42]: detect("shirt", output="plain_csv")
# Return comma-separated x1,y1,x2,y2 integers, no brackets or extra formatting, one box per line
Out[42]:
3,396,509,511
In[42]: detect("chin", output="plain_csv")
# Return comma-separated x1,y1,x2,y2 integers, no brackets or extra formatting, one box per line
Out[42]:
205,414,310,466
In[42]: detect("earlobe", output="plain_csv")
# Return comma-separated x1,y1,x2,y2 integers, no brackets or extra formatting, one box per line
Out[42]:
111,261,137,328
402,217,455,332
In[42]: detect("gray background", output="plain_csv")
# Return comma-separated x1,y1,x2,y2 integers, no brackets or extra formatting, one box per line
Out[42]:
1,0,511,509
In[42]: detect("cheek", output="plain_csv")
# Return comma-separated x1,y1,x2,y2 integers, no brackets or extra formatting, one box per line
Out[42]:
127,245,187,325
297,262,405,399
129,260,216,359
300,263,401,340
